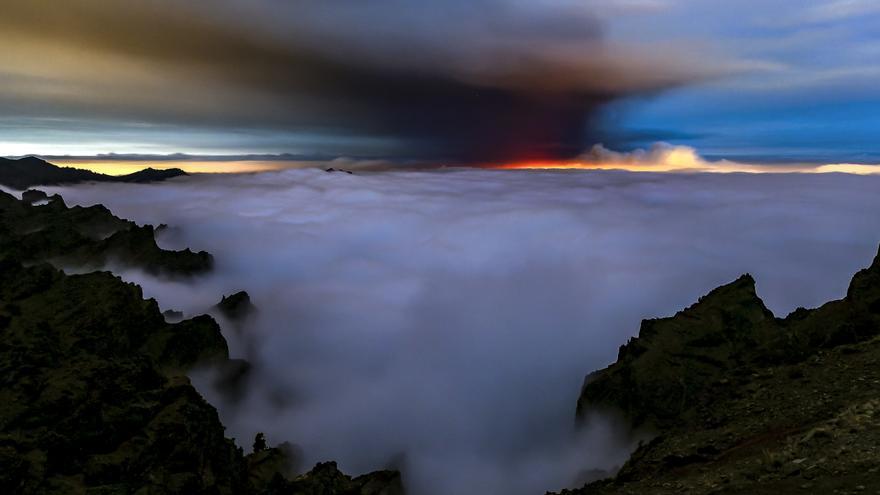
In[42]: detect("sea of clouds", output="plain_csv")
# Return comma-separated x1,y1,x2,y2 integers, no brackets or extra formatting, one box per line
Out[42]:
45,169,880,495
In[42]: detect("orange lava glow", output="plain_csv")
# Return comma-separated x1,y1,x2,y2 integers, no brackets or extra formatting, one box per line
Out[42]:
497,161,587,170
495,160,710,172
494,160,880,174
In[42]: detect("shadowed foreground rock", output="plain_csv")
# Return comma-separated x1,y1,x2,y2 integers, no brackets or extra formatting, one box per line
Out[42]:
0,190,212,277
216,291,257,321
21,189,49,205
565,246,880,494
0,191,403,495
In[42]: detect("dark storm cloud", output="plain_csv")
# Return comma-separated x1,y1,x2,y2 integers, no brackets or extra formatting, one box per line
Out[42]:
1,0,727,162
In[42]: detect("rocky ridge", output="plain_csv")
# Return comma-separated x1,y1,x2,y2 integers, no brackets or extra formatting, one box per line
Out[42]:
0,156,188,190
564,246,880,494
0,189,402,494
0,189,212,277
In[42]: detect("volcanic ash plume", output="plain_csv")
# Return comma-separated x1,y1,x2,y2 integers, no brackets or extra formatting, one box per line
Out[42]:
0,0,735,162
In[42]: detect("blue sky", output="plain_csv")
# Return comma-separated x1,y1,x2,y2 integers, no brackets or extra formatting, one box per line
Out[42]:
606,0,880,162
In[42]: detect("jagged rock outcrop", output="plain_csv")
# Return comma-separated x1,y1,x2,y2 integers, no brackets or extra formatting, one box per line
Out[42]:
99,224,214,276
0,191,403,495
0,190,212,276
0,260,240,494
264,462,404,495
577,274,778,430
216,291,257,321
163,309,185,322
566,246,880,494
0,156,187,189
20,189,49,205
246,437,300,492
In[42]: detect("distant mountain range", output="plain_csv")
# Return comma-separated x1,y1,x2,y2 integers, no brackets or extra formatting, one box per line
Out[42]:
0,156,187,189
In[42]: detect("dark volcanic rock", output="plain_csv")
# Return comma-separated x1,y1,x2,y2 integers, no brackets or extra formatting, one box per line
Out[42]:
246,438,302,492
0,260,403,494
264,461,404,495
0,190,403,494
577,274,778,430
216,291,257,321
0,156,106,189
163,309,185,322
118,167,188,183
325,167,354,175
20,189,49,205
0,190,212,277
0,156,187,189
98,224,214,276
0,260,240,494
566,246,880,495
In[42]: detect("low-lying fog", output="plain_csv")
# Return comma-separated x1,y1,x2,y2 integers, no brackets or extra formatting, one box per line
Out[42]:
47,169,880,495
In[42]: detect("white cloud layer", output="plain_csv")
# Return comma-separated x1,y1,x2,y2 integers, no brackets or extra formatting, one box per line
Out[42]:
44,169,880,495
502,143,880,174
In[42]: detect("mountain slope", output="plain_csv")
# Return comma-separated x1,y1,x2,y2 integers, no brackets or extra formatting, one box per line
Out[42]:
0,190,403,495
566,247,880,494
0,156,187,189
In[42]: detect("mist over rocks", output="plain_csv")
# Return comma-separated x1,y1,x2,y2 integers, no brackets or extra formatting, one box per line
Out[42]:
0,189,212,277
21,189,49,205
45,169,880,495
566,245,880,493
217,291,257,322
0,186,401,494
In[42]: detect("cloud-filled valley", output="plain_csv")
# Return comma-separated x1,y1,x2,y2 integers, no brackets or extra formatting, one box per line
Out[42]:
43,169,880,495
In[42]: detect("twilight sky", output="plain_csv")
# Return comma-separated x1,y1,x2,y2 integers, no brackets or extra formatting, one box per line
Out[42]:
1,0,878,168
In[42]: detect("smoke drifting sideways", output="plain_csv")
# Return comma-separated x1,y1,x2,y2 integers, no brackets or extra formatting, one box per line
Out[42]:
0,0,733,163
45,170,880,495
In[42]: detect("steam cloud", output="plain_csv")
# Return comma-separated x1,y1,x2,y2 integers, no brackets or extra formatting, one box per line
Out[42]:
1,0,735,162
45,169,880,495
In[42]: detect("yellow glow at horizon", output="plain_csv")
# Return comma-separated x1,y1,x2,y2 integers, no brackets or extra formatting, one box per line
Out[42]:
497,161,774,173
49,158,880,176
52,160,295,175
813,164,880,175
498,161,880,174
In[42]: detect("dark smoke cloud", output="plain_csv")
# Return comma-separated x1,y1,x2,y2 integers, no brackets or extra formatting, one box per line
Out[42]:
39,169,880,495
1,0,730,162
